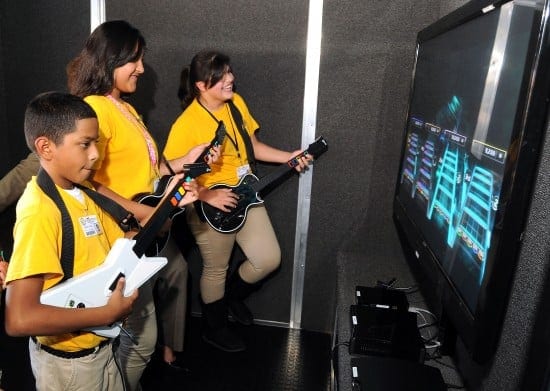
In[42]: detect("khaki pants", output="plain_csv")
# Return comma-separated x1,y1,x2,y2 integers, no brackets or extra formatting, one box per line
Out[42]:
29,338,123,391
186,204,281,304
116,280,157,391
154,237,188,352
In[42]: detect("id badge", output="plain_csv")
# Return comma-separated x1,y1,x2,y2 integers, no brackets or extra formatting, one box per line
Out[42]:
236,164,251,179
79,215,102,237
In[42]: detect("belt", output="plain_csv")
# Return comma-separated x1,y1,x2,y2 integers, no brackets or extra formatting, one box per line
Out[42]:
31,336,110,359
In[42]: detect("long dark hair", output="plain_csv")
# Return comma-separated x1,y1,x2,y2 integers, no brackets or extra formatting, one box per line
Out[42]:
178,49,232,109
67,20,146,98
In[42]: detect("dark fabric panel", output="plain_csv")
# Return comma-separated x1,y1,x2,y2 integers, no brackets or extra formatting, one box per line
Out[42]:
0,17,8,177
0,0,89,172
305,0,469,333
478,110,550,389
2,1,546,389
107,1,309,323
329,1,550,389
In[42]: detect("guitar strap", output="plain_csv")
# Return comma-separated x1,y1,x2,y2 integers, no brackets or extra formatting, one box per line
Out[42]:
36,169,140,282
226,99,257,174
78,187,141,233
36,169,75,282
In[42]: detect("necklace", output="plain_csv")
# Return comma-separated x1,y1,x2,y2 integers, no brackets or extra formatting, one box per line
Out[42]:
106,94,158,168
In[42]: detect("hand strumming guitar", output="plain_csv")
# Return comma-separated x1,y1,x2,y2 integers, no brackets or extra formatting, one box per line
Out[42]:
200,187,239,213
105,277,139,324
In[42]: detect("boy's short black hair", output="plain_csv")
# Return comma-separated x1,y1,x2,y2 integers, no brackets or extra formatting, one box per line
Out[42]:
24,91,97,152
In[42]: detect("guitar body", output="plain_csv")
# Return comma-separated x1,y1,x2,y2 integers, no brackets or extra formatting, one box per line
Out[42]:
40,238,167,338
136,176,186,216
200,174,264,233
133,162,211,255
133,176,182,256
200,136,328,234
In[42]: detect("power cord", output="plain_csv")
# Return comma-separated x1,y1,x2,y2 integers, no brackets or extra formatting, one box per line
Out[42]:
446,382,466,389
331,341,350,390
112,337,128,391
331,341,350,357
375,278,419,294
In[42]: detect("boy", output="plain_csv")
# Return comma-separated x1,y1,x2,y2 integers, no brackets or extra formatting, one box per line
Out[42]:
4,92,197,390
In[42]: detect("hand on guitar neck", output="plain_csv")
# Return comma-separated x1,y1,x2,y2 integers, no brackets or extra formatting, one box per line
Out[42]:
138,172,198,228
286,148,315,172
164,121,226,175
133,161,212,255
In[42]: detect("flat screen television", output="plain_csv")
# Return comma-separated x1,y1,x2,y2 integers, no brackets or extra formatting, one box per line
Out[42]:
393,0,550,363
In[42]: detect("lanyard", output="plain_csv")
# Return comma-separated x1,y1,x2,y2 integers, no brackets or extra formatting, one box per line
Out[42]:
197,99,241,159
106,94,159,169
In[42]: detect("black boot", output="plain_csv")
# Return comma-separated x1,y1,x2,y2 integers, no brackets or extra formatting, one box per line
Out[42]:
226,272,257,326
201,298,246,352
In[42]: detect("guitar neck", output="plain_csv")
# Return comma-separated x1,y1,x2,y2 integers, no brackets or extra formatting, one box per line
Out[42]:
195,122,226,164
250,151,308,194
132,178,186,257
249,136,328,194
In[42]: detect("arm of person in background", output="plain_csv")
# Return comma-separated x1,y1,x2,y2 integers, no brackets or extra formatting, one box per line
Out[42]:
0,257,8,290
0,152,40,213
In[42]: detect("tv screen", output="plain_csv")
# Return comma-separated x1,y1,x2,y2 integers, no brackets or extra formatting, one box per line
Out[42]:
393,0,550,362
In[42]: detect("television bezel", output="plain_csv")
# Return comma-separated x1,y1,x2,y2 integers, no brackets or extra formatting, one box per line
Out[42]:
393,0,550,363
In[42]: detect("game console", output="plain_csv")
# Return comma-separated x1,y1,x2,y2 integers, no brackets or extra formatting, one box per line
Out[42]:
350,356,446,391
349,305,424,362
355,285,409,312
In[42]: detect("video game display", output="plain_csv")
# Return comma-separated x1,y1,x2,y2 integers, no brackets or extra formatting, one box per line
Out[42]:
396,2,536,314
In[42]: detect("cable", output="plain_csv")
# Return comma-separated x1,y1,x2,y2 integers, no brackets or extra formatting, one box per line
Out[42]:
331,341,350,357
446,382,466,389
395,285,420,294
112,337,128,391
418,321,438,329
431,357,458,370
331,341,350,390
423,341,441,350
375,277,419,294
408,306,437,319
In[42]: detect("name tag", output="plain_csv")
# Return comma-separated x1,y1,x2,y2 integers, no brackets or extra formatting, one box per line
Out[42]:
237,164,251,179
79,215,102,237
153,177,160,192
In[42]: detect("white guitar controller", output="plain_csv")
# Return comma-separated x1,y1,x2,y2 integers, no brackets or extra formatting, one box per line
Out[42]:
40,238,167,338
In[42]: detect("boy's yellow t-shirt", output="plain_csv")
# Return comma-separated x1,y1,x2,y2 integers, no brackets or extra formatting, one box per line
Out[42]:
6,178,124,352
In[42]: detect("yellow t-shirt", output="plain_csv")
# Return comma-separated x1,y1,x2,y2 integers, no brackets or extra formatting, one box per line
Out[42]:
6,178,124,351
164,93,259,188
85,95,160,199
